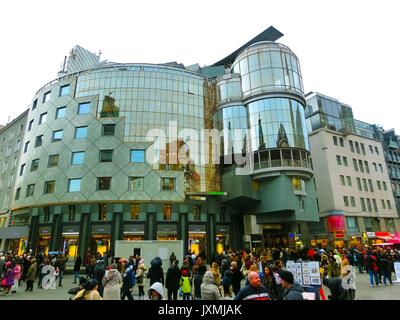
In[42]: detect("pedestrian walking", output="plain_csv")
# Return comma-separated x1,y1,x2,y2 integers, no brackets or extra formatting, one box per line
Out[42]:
73,254,82,284
0,262,15,296
165,259,181,300
201,270,223,300
121,265,135,300
11,262,21,293
135,259,146,300
179,270,191,300
102,263,122,300
25,258,37,292
147,257,164,286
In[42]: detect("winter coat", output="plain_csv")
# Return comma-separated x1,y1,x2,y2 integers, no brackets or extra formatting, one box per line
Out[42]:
193,270,205,299
147,259,164,286
231,267,243,293
179,276,191,293
13,265,21,280
283,282,304,300
73,289,102,300
147,281,164,300
74,256,82,272
234,284,270,300
364,254,378,272
165,265,181,290
328,261,340,278
4,269,14,287
261,274,279,300
0,259,5,277
136,265,147,286
122,269,134,292
201,271,223,300
26,262,37,281
221,270,232,293
323,277,350,300
102,269,122,300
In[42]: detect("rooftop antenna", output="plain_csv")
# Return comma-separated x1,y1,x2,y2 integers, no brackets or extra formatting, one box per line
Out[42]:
98,49,103,60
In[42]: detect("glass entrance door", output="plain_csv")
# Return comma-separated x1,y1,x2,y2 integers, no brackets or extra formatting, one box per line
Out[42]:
189,233,206,256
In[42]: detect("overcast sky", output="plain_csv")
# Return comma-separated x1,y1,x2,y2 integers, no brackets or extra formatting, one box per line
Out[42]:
1,0,399,133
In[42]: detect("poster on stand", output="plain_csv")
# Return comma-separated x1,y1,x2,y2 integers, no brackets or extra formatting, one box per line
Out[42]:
394,262,400,283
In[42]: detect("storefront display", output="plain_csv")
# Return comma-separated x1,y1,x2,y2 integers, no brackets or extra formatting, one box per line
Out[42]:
189,224,206,255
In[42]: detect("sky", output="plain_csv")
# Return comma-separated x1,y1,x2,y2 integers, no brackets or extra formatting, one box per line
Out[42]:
1,0,399,132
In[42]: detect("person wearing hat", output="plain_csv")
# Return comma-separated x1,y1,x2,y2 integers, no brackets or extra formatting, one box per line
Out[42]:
102,263,122,300
179,269,191,300
280,271,304,300
166,259,181,300
135,259,147,299
72,279,102,300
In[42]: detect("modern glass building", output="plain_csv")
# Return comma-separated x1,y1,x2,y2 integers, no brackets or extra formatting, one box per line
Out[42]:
2,27,320,259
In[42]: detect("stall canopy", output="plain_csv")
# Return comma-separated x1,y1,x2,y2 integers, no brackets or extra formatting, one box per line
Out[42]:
387,231,400,244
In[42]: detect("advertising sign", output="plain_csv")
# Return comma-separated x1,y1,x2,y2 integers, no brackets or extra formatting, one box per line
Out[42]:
394,262,400,283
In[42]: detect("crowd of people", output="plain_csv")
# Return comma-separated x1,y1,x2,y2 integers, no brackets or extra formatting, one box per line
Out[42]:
1,245,399,300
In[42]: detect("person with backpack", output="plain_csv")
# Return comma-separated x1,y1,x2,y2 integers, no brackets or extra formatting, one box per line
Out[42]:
179,269,191,300
364,250,379,287
121,265,135,300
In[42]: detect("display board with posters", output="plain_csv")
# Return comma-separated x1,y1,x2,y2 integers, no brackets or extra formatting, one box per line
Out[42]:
286,260,321,286
394,262,400,283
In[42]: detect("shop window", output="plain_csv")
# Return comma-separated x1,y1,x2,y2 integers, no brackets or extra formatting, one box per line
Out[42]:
161,178,175,191
130,204,140,220
97,177,111,190
98,204,107,221
44,181,55,194
163,204,172,220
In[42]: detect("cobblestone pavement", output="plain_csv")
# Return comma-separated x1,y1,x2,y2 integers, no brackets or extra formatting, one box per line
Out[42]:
1,271,399,300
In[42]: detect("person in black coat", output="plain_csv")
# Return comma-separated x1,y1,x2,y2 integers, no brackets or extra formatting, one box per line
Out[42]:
73,255,82,284
230,261,243,296
147,257,164,286
193,264,206,300
165,260,181,300
92,260,106,296
322,277,349,300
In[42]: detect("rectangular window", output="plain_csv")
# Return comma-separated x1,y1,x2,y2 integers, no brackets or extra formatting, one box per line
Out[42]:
97,177,111,190
39,112,47,125
340,175,345,185
349,140,354,152
75,126,87,139
364,161,370,173
44,207,50,223
28,119,34,131
44,181,55,194
52,130,63,142
383,181,387,191
339,137,344,147
360,143,366,155
355,142,360,154
130,150,145,162
15,188,21,200
369,145,374,154
102,124,116,136
360,198,366,211
19,163,25,176
15,140,21,151
220,207,226,222
60,84,70,96
373,162,377,171
68,205,76,222
372,199,378,212
381,199,386,209
24,141,29,153
163,204,172,220
194,205,201,221
379,164,383,172
343,196,349,207
347,217,359,232
368,179,374,192
26,184,35,197
32,99,37,110
130,204,140,220
387,200,391,210
71,151,84,165
99,150,113,162
343,156,348,166
161,177,175,191
353,158,358,171
375,146,379,155
68,179,81,192
48,154,59,168
333,136,338,146
336,155,342,165
346,176,352,186
56,106,66,119
366,198,372,212
358,160,364,172
30,159,39,172
362,178,368,192
43,91,51,103
350,196,356,207
98,204,107,221
128,177,144,191
78,102,90,114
